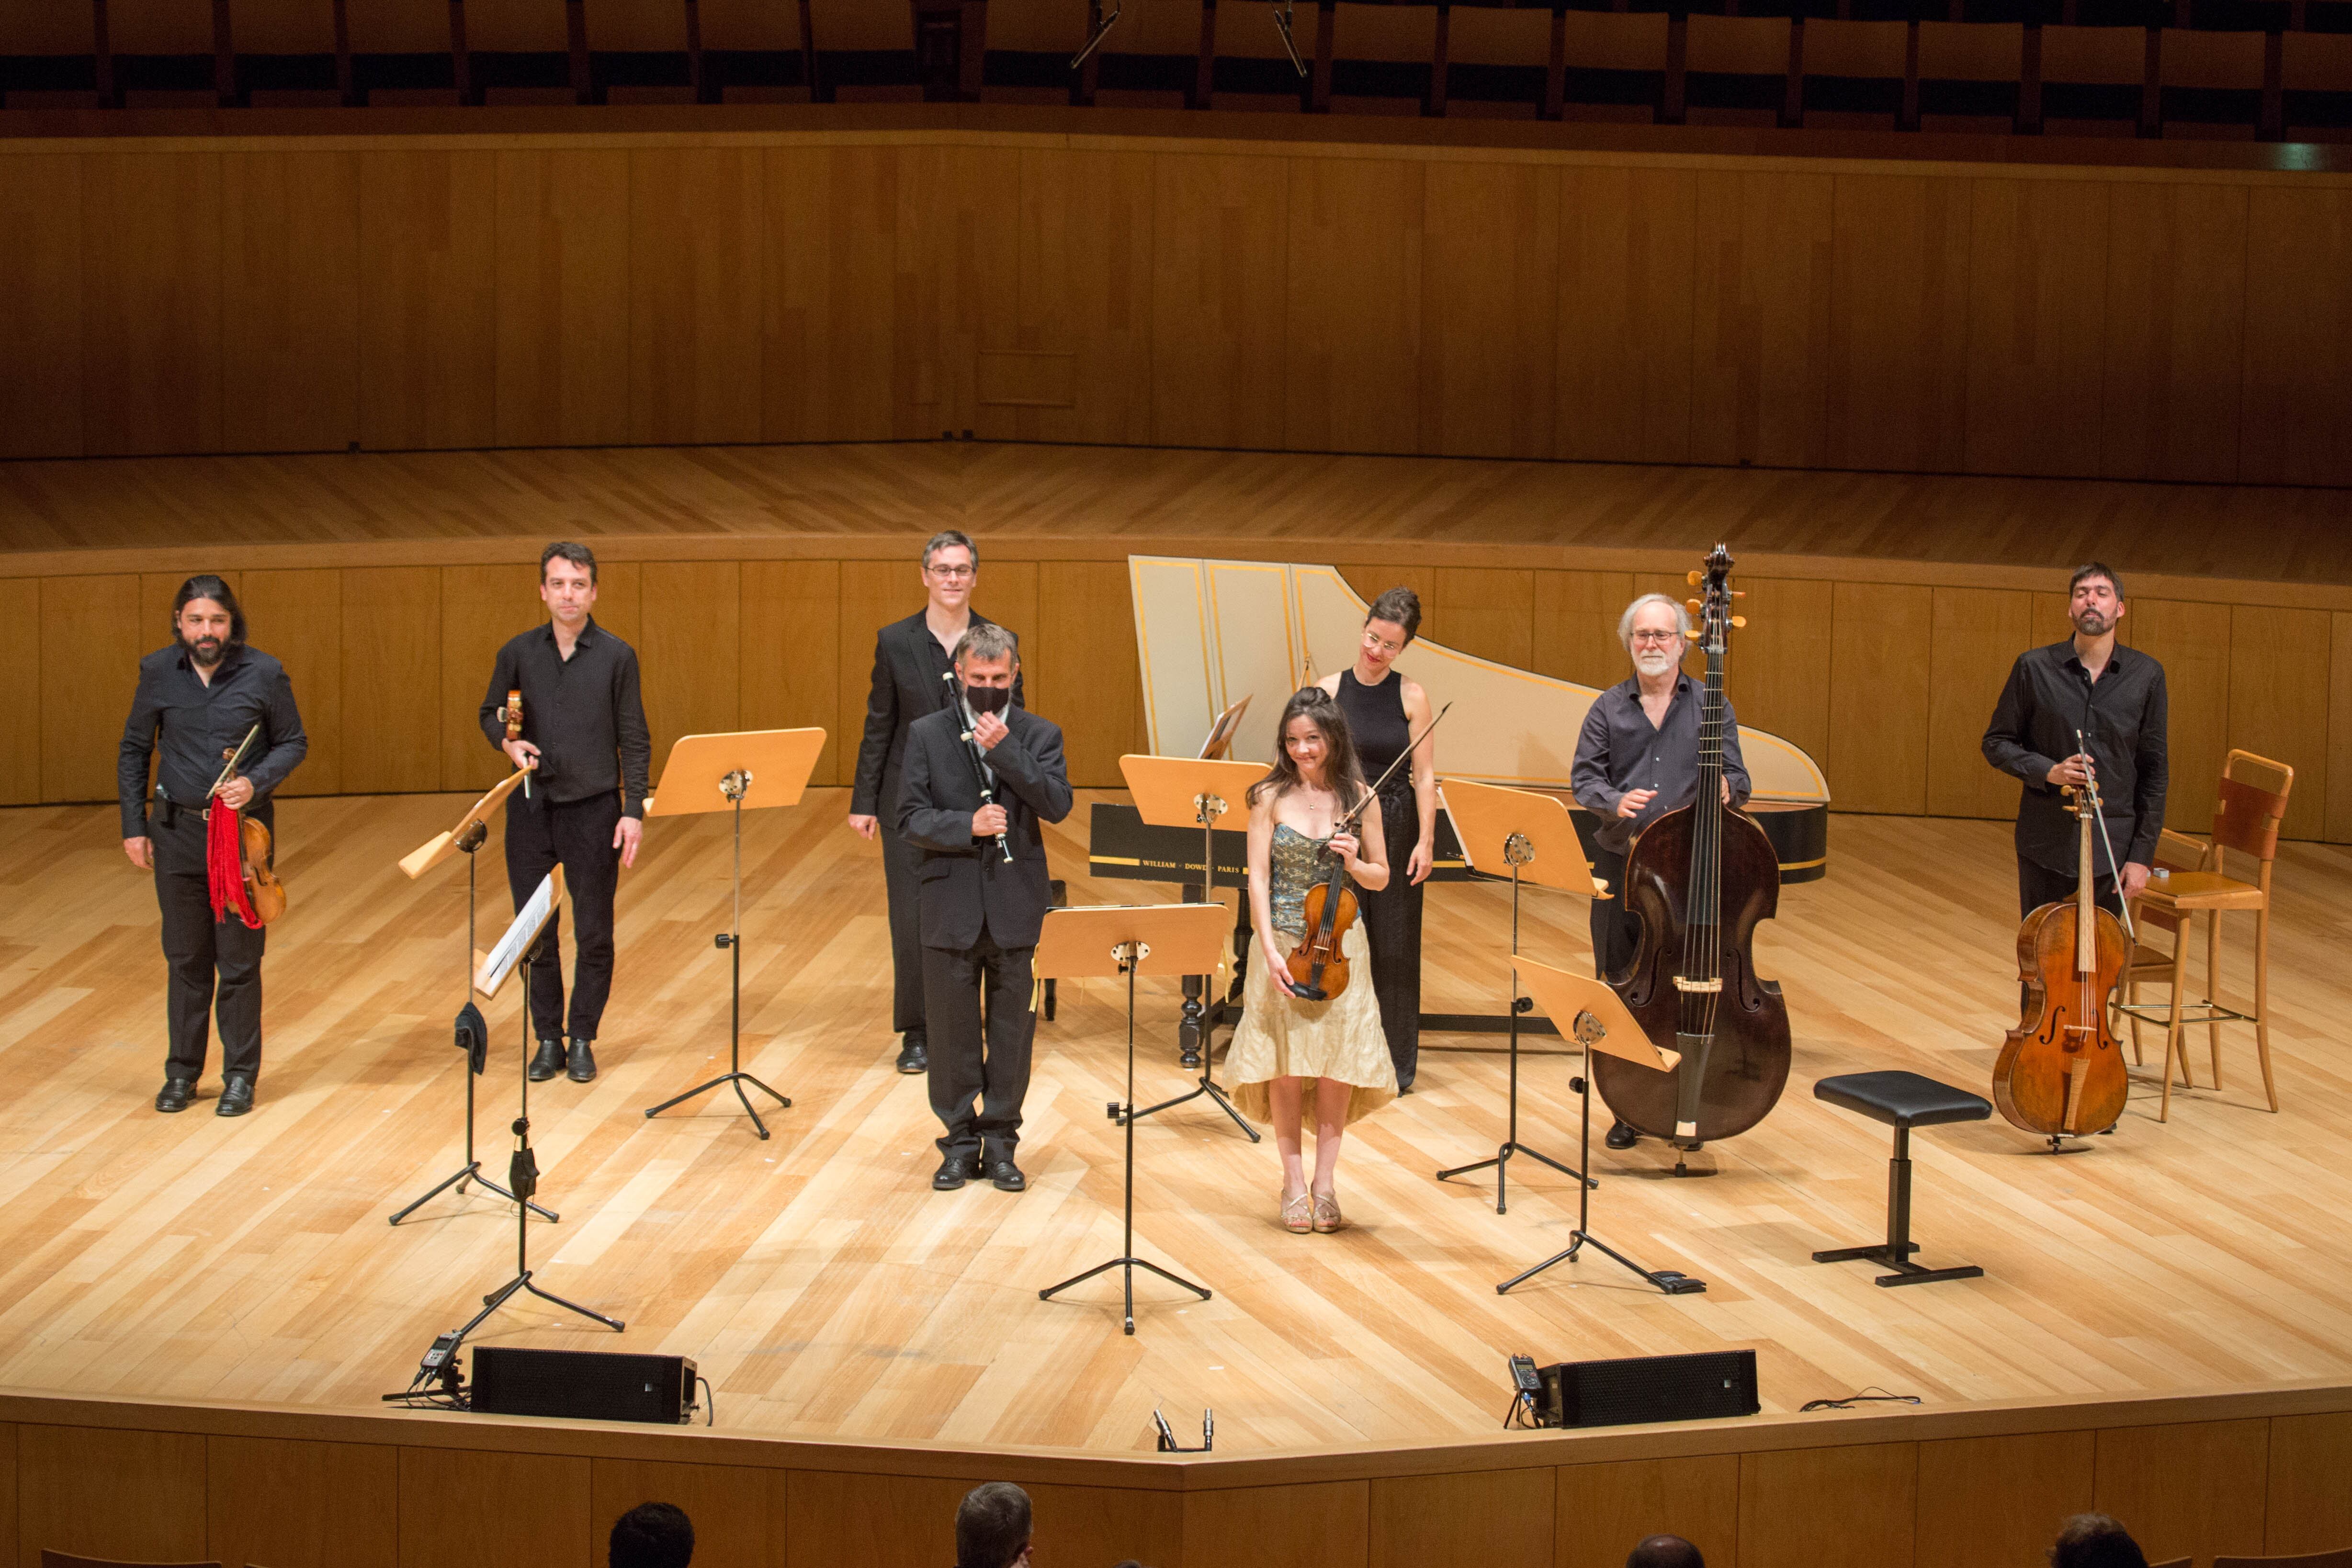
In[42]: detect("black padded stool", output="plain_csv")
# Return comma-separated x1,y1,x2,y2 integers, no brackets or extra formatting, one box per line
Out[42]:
1811,1071,1989,1288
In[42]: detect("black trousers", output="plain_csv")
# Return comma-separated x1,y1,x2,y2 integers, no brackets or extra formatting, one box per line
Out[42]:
2017,854,2126,1014
1358,784,1424,1089
881,823,928,1039
1589,847,1639,981
923,923,1035,1161
504,790,622,1043
152,807,265,1080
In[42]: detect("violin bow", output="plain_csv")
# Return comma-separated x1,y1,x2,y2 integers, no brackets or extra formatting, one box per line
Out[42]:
2073,727,2138,943
208,723,262,801
1331,701,1454,837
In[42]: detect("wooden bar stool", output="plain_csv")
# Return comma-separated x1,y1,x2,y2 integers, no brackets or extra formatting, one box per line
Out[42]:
2115,749,2291,1122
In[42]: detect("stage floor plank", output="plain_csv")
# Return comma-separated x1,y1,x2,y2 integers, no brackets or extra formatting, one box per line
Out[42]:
2,793,2349,1452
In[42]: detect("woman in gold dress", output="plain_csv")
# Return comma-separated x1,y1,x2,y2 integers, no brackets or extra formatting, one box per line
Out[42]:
1229,688,1398,1234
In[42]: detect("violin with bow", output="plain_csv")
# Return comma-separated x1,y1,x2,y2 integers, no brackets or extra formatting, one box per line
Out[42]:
1284,702,1451,1001
498,687,530,797
1591,546,1789,1159
209,724,287,927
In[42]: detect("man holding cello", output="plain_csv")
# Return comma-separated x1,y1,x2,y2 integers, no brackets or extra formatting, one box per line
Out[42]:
119,575,308,1117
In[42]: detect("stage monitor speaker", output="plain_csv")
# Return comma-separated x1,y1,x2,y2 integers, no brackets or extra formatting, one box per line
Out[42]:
471,1346,697,1425
1539,1348,1758,1429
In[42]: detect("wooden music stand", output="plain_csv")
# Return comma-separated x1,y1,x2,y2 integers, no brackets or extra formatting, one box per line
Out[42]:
1198,695,1251,760
1118,753,1269,1141
390,769,551,1228
1435,779,1603,1213
1036,902,1233,1336
1496,954,1705,1297
641,728,827,1140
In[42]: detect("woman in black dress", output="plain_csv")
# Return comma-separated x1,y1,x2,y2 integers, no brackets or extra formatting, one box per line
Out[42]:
1317,587,1436,1092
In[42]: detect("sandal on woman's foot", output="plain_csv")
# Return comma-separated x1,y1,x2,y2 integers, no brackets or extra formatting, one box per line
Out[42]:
1281,1187,1313,1233
1311,1189,1344,1233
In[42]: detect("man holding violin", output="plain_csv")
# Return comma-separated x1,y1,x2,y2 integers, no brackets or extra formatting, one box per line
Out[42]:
896,624,1071,1194
119,574,308,1117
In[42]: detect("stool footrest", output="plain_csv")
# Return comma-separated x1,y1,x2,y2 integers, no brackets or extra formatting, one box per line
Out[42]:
2115,1002,2255,1026
1812,1241,1984,1288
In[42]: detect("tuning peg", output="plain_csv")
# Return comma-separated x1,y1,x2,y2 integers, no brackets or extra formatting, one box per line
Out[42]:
1685,598,1702,614
1691,571,1708,586
1730,616,1746,629
1731,590,1746,598
1684,628,1702,642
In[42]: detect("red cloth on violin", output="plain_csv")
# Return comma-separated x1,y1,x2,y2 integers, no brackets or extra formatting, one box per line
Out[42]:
207,804,261,929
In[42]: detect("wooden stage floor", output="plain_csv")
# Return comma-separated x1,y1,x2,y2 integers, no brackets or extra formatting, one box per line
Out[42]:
3,792,2349,1454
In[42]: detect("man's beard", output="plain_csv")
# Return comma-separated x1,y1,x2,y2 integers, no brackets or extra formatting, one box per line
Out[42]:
2073,609,2114,636
182,633,225,667
1633,649,1676,677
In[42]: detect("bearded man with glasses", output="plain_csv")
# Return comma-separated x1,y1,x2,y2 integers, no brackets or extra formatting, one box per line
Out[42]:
1570,592,1752,1150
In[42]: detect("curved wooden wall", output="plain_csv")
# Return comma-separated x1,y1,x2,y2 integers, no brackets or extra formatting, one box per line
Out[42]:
3,119,2351,484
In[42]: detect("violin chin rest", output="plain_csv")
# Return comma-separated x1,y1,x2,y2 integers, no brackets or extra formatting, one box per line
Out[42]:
1292,984,1328,1002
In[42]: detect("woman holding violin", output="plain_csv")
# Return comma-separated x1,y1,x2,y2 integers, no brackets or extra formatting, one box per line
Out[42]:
1228,688,1397,1235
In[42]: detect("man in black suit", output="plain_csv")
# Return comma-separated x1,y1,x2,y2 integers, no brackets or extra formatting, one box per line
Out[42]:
848,530,1022,1076
899,623,1072,1193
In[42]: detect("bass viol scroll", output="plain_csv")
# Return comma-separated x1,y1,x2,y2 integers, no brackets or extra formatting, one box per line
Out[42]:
1593,545,1790,1163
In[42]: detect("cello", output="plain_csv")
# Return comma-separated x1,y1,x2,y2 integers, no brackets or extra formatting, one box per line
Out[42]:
1991,752,2129,1145
1592,545,1791,1167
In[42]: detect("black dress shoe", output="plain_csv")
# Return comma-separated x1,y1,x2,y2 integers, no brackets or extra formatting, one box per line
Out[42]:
566,1038,598,1083
988,1158,1026,1192
933,1152,978,1190
528,1038,565,1081
155,1077,195,1114
895,1034,928,1074
216,1073,256,1117
1605,1119,1639,1151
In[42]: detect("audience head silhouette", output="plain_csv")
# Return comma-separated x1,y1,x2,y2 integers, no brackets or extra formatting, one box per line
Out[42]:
956,1481,1033,1568
2051,1514,2149,1568
1628,1534,1706,1568
610,1500,693,1568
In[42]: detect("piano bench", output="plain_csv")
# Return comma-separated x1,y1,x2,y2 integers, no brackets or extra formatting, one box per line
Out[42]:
1809,1070,1989,1288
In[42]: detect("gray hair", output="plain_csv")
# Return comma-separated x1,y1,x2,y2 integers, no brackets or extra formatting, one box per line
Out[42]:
1618,593,1692,651
952,622,1019,668
923,529,976,568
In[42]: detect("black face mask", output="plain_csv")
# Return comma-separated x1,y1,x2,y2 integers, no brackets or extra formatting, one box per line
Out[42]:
964,684,1011,716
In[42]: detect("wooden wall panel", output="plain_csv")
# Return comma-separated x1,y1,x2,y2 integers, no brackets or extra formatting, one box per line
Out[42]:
630,147,765,445
2239,187,2352,488
1916,1432,2096,1568
340,566,442,794
359,149,499,451
1023,1481,1185,1568
440,564,541,794
1739,1443,1916,1568
206,1435,398,1568
1530,569,1637,691
1722,576,1834,774
1286,158,1424,455
592,560,644,649
40,575,142,805
1690,169,1834,469
222,151,362,454
1184,1478,1369,1568
394,1448,590,1568
1151,153,1289,450
141,570,239,640
81,153,223,458
1370,1467,1552,1568
742,559,844,785
1434,567,1536,669
1420,160,1559,460
2123,599,2231,832
0,583,39,804
240,568,345,797
0,153,82,459
495,148,632,448
2101,180,2249,484
1556,166,1696,464
1036,560,1143,788
589,1459,786,1568
2093,1419,2270,1568
763,146,900,444
786,1471,967,1563
916,144,1021,442
1964,179,2109,478
2332,615,2352,845
2226,605,2329,842
2265,1411,2352,1554
1826,173,1970,473
1828,580,1933,814
639,561,744,765
15,1424,207,1566
837,560,918,791
0,1426,11,1568
1555,1455,1740,1568
1926,587,2034,820
1007,147,1156,446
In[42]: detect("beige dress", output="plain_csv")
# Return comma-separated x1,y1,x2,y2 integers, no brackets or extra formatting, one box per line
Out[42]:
1228,824,1399,1126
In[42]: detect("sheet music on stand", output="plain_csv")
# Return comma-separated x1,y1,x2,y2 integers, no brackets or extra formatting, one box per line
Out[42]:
475,867,565,999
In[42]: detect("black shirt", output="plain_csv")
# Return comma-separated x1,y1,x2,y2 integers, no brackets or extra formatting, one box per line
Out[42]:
478,617,653,819
1982,639,2168,877
851,611,1021,819
1570,673,1753,856
118,643,308,838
